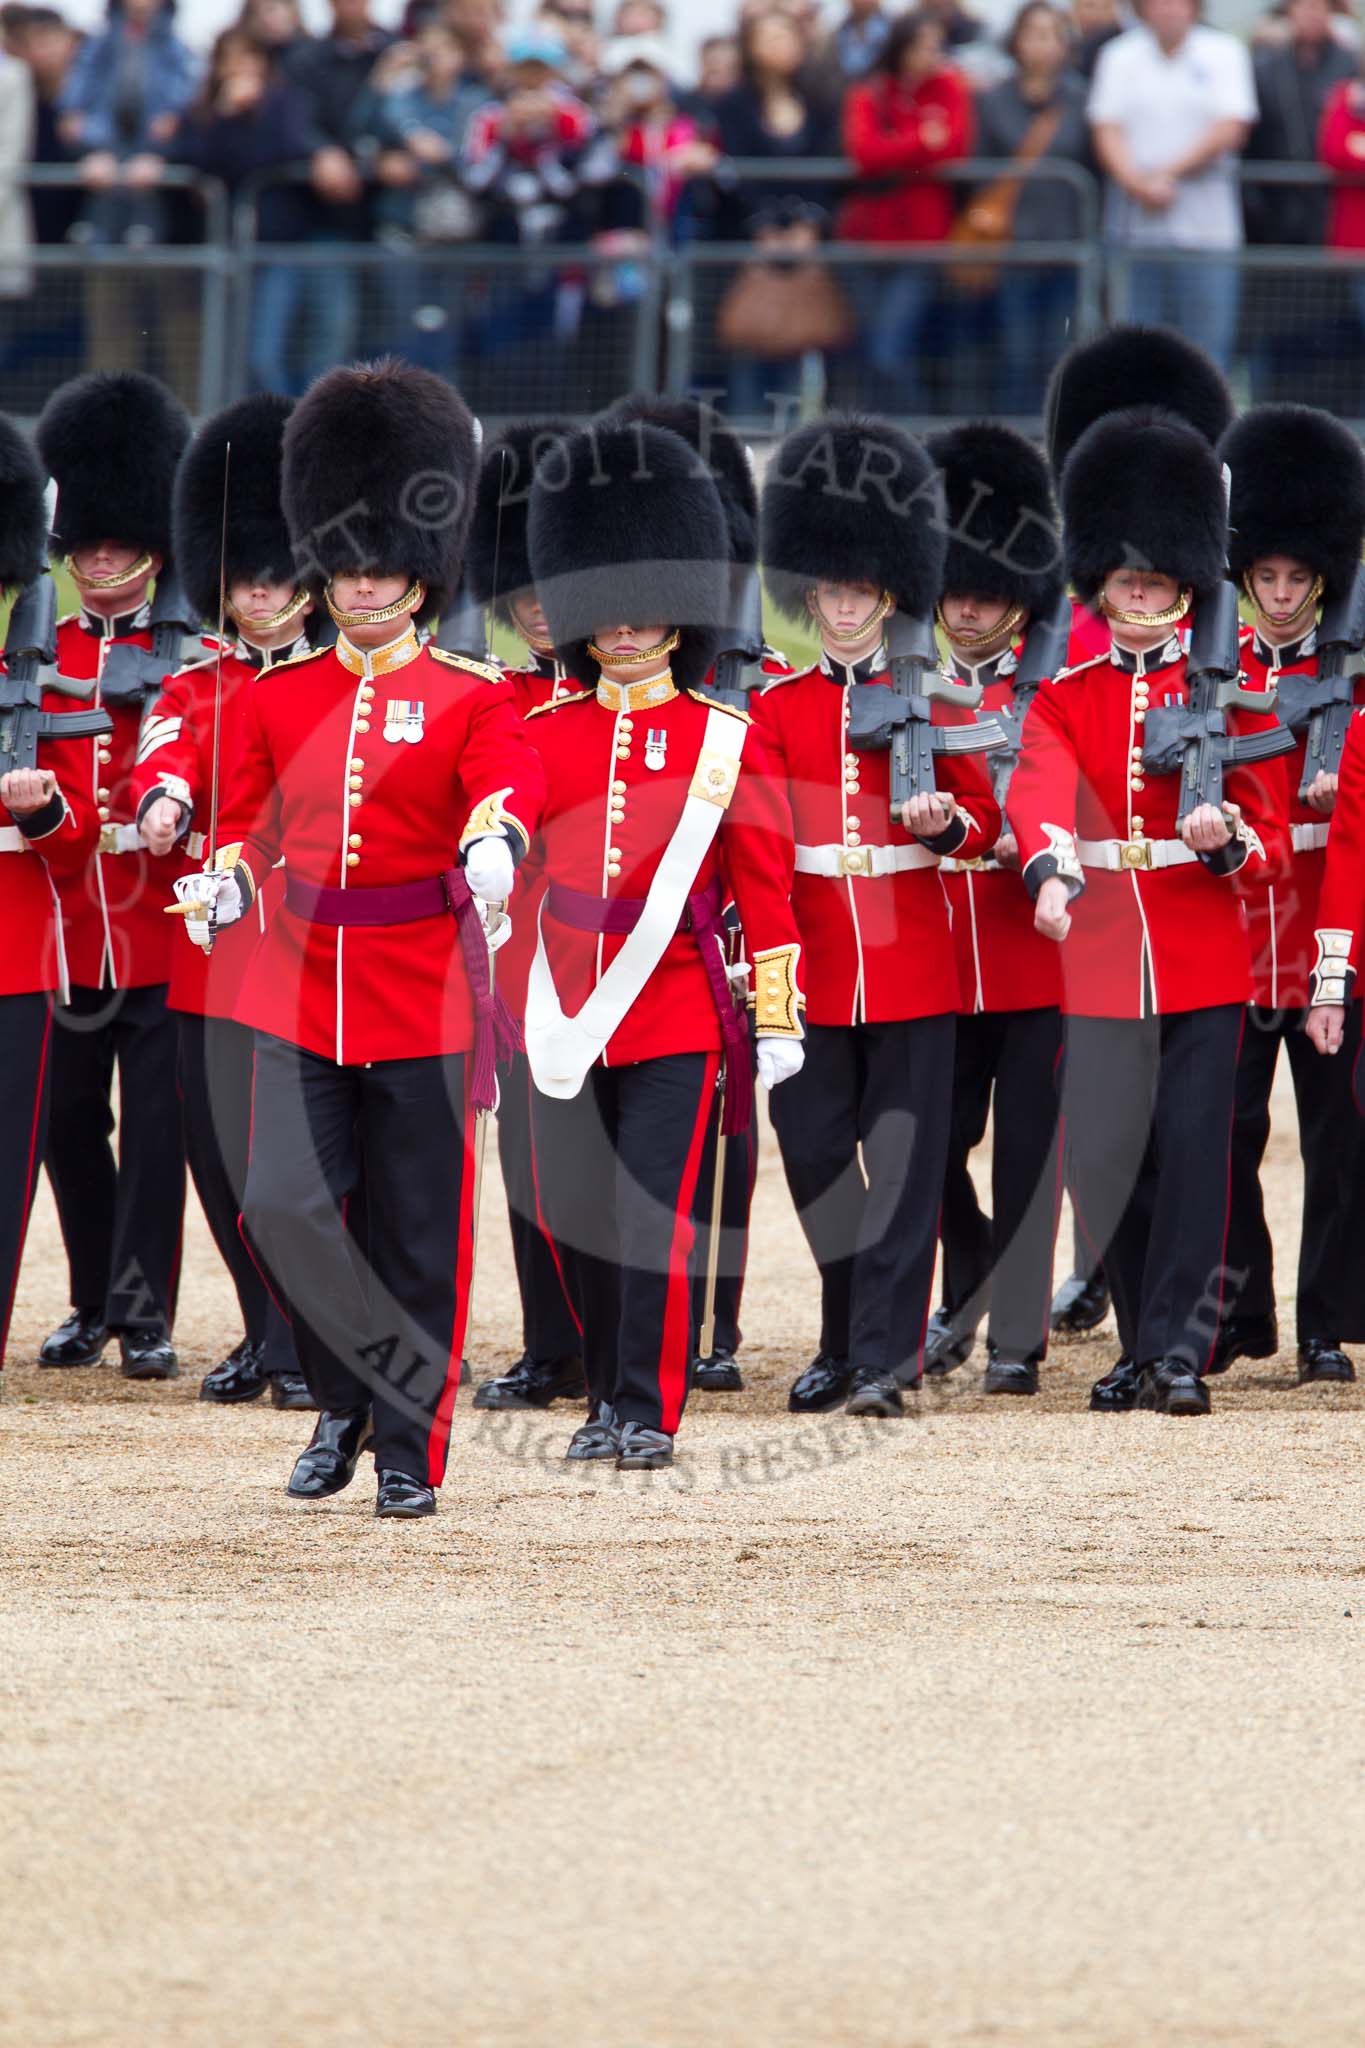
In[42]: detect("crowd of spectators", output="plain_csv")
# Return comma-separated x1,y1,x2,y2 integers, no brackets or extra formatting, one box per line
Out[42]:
2,0,1365,414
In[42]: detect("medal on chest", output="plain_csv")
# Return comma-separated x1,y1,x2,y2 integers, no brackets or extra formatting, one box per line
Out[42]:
383,699,425,744
645,727,667,771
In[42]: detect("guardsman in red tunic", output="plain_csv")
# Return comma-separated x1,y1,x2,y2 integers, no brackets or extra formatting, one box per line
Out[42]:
520,419,804,1470
178,362,546,1519
754,413,1003,1418
35,371,194,1381
1040,325,1238,1342
461,418,586,1417
1010,405,1288,1417
924,422,1066,1396
1219,406,1365,1385
0,419,101,1369
129,394,312,1411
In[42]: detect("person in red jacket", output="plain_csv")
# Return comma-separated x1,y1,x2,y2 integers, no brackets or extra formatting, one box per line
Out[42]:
130,393,312,1412
34,371,196,1383
180,361,546,1520
1217,403,1365,1387
755,413,1002,1418
521,419,805,1470
1318,67,1365,269
840,12,972,412
924,421,1066,1396
1011,406,1289,1417
0,419,102,1372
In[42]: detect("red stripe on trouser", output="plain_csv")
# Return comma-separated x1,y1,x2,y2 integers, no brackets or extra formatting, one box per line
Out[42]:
0,1004,53,1367
525,1058,582,1337
660,1051,721,1434
426,1070,478,1486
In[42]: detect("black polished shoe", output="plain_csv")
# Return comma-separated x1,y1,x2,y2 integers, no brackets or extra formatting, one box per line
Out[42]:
199,1339,268,1403
1137,1357,1211,1417
269,1372,317,1410
616,1422,674,1468
1206,1313,1278,1376
119,1330,180,1381
375,1469,437,1518
566,1409,620,1461
38,1308,109,1369
1049,1270,1111,1337
788,1352,852,1413
845,1366,903,1417
1297,1338,1356,1385
923,1306,977,1377
983,1353,1039,1396
473,1352,585,1410
692,1348,744,1392
1089,1353,1139,1412
286,1408,374,1499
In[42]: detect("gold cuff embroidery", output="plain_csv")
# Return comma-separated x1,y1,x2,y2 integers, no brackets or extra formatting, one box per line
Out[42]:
750,943,803,1036
459,787,528,854
1311,928,1352,1005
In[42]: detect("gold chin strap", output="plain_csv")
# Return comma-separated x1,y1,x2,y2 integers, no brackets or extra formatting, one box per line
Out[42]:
517,623,557,658
938,600,1026,653
232,587,311,637
810,589,894,646
1244,572,1323,640
586,627,681,669
69,551,155,594
1100,585,1193,631
325,579,425,630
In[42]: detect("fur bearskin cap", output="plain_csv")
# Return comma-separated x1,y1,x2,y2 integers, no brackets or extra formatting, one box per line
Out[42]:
761,411,945,623
465,417,573,619
1062,406,1227,605
0,415,50,590
527,419,729,692
37,371,191,561
281,359,477,626
1045,326,1234,483
1220,404,1365,604
174,394,296,626
603,394,758,570
925,420,1061,617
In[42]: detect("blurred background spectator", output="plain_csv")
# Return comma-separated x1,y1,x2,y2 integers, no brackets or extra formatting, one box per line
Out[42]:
1247,0,1353,243
831,0,893,79
710,6,839,228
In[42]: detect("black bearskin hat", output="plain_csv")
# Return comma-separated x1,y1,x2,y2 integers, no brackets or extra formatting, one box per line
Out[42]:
1045,325,1234,483
1220,404,1365,604
925,420,1061,617
603,394,758,570
37,371,191,561
761,411,945,623
527,419,729,692
174,393,296,626
1061,406,1227,605
466,416,573,620
0,415,50,589
281,359,476,626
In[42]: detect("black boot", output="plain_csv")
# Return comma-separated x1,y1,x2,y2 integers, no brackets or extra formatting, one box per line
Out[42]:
983,1349,1039,1396
1049,1269,1111,1336
473,1352,585,1410
1206,1313,1277,1376
1297,1339,1355,1385
1089,1353,1139,1412
1136,1358,1211,1417
199,1339,269,1404
269,1372,317,1410
38,1308,109,1368
923,1305,977,1377
286,1409,374,1498
119,1330,179,1381
692,1348,743,1392
375,1469,437,1517
845,1366,903,1417
788,1352,852,1413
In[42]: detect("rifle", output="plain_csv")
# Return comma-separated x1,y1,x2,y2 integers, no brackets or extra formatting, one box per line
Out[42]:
435,581,489,662
0,572,112,779
1275,560,1365,801
846,608,1008,807
987,590,1072,813
707,564,769,712
98,567,198,733
1140,580,1295,828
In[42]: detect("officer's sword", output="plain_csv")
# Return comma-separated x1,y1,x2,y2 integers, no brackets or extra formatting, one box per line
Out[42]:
696,1064,728,1364
167,440,231,931
468,444,507,1279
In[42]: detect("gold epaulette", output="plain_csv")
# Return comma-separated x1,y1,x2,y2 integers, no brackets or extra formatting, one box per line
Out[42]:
1051,651,1110,684
268,642,329,673
526,687,593,719
687,687,752,725
430,647,504,683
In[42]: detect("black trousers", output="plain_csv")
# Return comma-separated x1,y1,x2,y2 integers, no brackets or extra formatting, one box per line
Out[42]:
768,1015,955,1382
0,993,54,1367
495,1049,581,1366
45,981,186,1334
243,1034,474,1486
939,1006,1063,1362
177,1014,297,1379
533,1052,718,1434
1226,1002,1365,1343
1062,1006,1243,1372
690,1090,759,1359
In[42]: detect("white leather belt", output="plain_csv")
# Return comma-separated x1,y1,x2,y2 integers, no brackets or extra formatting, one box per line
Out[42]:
0,824,27,853
1076,835,1197,873
98,822,144,855
795,841,938,879
1291,821,1330,854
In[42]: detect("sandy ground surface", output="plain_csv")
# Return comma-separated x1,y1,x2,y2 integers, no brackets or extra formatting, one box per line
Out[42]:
4,1060,1364,2048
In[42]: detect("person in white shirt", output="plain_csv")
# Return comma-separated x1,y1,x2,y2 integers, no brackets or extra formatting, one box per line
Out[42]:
1089,0,1256,367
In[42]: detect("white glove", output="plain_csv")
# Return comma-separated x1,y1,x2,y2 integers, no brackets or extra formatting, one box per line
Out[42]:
464,833,515,904
756,1036,805,1090
726,953,752,1004
173,870,244,950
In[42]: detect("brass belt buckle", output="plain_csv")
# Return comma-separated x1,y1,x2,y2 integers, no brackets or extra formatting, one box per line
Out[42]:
1120,837,1152,870
98,824,119,856
838,846,871,877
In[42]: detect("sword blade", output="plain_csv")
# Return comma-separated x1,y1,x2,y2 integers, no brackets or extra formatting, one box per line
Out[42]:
207,441,231,869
